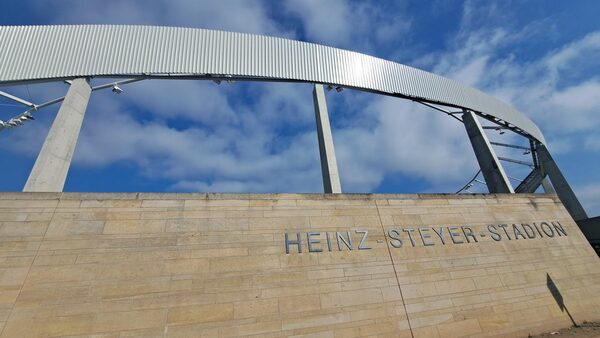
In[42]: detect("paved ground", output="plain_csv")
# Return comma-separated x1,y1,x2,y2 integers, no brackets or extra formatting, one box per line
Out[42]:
530,322,600,337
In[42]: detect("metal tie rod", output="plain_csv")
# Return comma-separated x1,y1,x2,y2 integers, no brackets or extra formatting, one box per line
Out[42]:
455,169,482,194
482,126,510,129
417,101,464,123
8,78,140,110
490,141,530,151
507,175,524,182
0,90,35,107
0,79,143,132
6,78,141,113
498,156,534,168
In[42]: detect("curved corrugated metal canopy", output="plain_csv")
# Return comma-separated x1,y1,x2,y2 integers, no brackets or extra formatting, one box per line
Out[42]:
0,25,545,144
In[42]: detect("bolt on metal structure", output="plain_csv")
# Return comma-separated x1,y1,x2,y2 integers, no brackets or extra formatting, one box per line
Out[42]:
0,25,588,221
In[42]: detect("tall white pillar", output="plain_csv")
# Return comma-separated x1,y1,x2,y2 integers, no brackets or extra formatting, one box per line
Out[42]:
23,78,91,192
462,110,514,193
313,84,342,193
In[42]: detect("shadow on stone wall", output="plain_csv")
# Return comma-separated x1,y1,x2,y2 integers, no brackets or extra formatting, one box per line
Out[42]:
547,273,577,327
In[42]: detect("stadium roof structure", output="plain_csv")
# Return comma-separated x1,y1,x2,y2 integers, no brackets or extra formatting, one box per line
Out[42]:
0,25,588,221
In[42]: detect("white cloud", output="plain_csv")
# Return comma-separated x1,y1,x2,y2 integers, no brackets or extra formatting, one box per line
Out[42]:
421,16,600,145
117,80,238,125
31,0,291,37
283,0,411,53
245,82,315,128
69,85,324,193
399,10,600,200
545,137,575,155
546,32,600,74
470,31,600,136
584,136,600,151
57,74,481,194
0,109,52,157
284,0,352,45
445,56,489,88
335,97,478,192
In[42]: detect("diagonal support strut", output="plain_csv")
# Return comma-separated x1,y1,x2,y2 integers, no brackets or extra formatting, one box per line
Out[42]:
462,110,514,193
23,78,91,192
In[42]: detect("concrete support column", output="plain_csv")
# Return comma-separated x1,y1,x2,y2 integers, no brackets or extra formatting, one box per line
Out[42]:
23,78,91,192
541,176,556,194
313,84,342,193
537,144,588,221
462,110,514,193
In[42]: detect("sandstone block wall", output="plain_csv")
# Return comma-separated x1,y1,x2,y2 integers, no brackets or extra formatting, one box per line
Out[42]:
0,192,598,337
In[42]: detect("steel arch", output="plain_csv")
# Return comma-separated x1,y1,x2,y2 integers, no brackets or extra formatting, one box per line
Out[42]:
0,25,545,144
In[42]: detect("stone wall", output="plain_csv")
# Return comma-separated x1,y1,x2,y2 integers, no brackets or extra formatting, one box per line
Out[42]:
0,192,598,337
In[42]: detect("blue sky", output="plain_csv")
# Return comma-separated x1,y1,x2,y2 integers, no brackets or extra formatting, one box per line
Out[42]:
1,1,599,216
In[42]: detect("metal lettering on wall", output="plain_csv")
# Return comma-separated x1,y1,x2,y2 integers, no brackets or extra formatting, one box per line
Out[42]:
284,221,567,254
